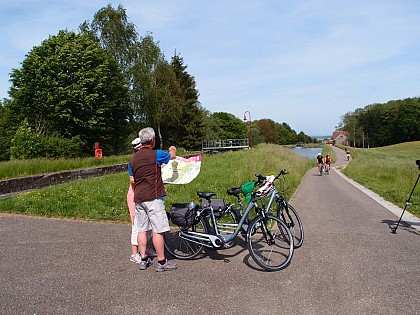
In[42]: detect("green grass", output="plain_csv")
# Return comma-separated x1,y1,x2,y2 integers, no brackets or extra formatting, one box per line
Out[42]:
342,141,420,218
0,144,312,222
2,142,418,221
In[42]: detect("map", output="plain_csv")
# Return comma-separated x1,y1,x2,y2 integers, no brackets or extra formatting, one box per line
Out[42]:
162,154,202,184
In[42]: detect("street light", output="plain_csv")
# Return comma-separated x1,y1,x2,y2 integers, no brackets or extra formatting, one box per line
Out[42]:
243,110,252,150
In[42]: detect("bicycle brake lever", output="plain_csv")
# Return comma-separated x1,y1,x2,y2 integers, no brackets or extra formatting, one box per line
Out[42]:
255,173,265,183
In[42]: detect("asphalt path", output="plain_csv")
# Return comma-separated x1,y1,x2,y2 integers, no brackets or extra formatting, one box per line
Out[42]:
1,147,419,314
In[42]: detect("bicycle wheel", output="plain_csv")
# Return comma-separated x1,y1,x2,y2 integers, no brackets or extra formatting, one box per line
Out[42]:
164,216,207,260
277,203,304,249
247,214,294,271
215,206,239,232
214,207,239,248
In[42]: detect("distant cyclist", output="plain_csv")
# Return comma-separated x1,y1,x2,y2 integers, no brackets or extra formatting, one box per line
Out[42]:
316,153,324,176
325,154,332,171
345,149,351,161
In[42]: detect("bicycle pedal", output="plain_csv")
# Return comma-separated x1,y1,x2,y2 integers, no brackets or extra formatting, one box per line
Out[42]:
223,242,235,249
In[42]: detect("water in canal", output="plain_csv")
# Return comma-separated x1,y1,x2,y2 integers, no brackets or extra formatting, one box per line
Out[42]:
291,147,322,159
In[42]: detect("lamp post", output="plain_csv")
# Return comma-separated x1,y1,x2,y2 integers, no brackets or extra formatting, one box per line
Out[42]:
243,110,252,150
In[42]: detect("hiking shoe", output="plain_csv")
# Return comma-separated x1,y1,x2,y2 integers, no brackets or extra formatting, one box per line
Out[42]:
139,257,152,270
155,259,177,272
146,247,157,257
130,253,141,264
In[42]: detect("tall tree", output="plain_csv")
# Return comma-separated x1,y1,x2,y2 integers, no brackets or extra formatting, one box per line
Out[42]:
256,119,277,143
0,99,12,160
210,112,247,139
338,97,420,147
80,4,138,75
168,53,206,150
8,30,130,155
131,34,182,148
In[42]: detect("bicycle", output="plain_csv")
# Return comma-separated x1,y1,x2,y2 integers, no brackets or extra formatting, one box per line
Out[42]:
324,162,330,175
220,170,304,249
256,171,304,248
318,163,324,176
164,182,294,271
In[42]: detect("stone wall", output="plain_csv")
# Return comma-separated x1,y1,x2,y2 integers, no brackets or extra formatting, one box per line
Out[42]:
0,164,127,196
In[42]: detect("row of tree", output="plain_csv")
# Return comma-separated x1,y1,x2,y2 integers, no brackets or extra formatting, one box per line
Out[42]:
0,4,314,161
337,97,420,147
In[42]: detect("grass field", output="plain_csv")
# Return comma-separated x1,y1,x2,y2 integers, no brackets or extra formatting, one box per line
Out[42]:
342,141,420,218
0,144,312,222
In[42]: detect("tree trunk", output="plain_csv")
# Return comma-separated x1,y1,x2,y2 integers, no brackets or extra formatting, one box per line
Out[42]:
157,124,163,149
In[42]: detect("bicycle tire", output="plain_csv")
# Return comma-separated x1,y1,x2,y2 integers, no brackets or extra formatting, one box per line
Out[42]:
215,206,239,230
214,207,239,248
164,216,207,260
277,203,304,249
247,214,294,271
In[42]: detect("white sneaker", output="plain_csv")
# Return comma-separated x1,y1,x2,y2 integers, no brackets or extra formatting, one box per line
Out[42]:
130,253,141,264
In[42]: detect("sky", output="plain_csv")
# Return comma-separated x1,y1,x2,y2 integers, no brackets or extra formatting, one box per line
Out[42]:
1,0,420,136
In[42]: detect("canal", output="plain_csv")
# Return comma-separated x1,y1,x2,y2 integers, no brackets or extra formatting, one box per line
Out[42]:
291,147,322,159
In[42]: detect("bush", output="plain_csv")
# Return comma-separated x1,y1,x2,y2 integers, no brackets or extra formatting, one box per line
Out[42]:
10,120,83,159
0,137,11,161
10,121,44,159
42,135,83,158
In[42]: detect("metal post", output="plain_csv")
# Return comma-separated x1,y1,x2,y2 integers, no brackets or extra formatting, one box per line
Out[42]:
392,172,420,233
243,111,252,150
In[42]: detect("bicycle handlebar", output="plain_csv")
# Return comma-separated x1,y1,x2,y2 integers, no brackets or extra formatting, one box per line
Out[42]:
254,169,288,185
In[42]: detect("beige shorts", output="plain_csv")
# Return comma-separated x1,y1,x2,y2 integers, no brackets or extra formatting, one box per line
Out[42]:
135,199,170,233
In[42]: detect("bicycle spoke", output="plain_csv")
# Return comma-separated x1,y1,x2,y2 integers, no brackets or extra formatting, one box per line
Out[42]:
164,217,207,260
247,215,294,271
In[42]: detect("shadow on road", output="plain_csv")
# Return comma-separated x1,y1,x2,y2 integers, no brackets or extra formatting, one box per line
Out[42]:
381,219,420,236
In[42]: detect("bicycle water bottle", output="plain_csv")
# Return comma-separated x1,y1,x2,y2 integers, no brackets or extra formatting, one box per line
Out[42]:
188,199,196,211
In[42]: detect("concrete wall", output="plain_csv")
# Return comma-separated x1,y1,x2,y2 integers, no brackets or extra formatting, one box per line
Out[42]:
0,164,127,196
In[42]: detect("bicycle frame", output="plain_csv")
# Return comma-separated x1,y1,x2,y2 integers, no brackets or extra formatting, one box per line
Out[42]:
216,202,243,233
178,196,262,248
165,171,296,271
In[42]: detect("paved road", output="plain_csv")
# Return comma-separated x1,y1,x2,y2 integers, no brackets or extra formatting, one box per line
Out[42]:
1,148,419,314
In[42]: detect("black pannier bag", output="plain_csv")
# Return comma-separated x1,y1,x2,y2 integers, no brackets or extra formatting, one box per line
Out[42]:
169,203,195,227
200,198,226,218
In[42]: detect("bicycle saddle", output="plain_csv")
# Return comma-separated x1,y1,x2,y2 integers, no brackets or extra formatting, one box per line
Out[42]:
227,187,242,196
197,191,217,199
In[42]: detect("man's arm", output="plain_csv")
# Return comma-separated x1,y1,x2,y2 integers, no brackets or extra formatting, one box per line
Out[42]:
168,146,177,160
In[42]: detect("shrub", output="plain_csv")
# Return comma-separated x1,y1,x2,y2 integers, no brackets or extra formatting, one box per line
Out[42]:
10,120,44,159
10,120,84,159
42,135,83,158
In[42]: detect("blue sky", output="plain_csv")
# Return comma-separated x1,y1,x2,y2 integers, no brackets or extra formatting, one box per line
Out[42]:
1,0,420,136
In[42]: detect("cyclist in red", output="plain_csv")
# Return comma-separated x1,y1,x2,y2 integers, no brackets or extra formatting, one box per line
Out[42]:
325,154,332,171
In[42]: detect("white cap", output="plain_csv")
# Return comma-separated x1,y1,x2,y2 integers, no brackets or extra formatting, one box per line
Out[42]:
131,138,142,150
